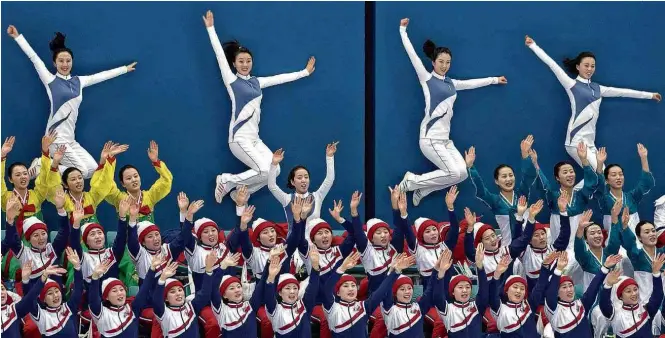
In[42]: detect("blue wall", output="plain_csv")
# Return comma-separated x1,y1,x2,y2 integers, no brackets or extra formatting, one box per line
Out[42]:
374,2,665,224
2,2,664,232
1,2,365,230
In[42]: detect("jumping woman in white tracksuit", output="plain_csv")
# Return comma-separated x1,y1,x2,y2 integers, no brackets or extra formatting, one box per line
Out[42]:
397,18,507,206
6,25,137,179
525,35,661,187
202,10,316,203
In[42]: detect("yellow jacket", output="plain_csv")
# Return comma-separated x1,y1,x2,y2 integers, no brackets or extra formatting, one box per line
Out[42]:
1,154,59,219
47,157,116,221
105,159,173,220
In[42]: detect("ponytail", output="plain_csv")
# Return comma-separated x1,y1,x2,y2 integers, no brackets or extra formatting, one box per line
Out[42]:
222,39,253,68
422,39,452,61
562,51,595,75
49,32,73,61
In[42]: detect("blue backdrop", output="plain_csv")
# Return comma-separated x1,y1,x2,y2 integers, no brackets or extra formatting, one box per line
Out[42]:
1,2,365,230
374,2,665,225
2,2,664,233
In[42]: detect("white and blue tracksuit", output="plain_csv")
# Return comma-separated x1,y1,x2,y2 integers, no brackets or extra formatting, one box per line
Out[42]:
206,26,311,195
267,155,335,225
323,270,399,338
263,270,320,338
434,268,490,338
1,279,43,338
153,271,213,338
489,266,550,338
30,268,83,338
528,42,655,173
544,268,606,338
398,25,500,200
381,274,437,338
13,34,129,178
88,270,155,338
599,274,664,338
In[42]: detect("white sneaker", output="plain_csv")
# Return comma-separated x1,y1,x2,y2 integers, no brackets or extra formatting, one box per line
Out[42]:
399,171,415,192
28,157,42,180
214,174,231,203
413,189,423,207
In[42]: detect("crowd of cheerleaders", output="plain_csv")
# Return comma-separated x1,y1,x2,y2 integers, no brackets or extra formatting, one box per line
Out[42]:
2,132,665,338
2,7,665,338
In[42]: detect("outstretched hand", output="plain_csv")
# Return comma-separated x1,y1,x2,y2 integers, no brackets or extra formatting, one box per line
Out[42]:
202,10,214,27
306,57,316,74
7,25,19,38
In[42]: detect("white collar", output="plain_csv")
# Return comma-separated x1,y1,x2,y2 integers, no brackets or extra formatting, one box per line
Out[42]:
575,75,592,84
236,73,252,80
55,73,72,80
431,71,445,80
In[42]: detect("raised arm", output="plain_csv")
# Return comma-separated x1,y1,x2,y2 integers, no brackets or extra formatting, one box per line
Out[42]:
8,27,55,85
65,248,84,310
79,64,132,88
582,256,618,310
518,142,538,199
257,58,312,89
329,194,359,257
527,265,552,310
112,200,130,259
170,200,201,259
553,214,571,251
191,271,214,313
263,256,281,315
153,261,179,318
89,259,115,317
398,19,430,82
545,257,566,313
314,143,337,199
51,207,71,258
475,267,490,314
509,198,540,258
133,269,157,315
646,255,665,317
69,204,84,257
268,149,291,207
451,77,500,91
366,272,400,313
600,84,656,99
598,269,619,319
144,143,173,205
463,209,476,262
466,147,499,210
525,36,576,89
630,144,654,204
250,258,271,311
127,204,141,259
176,193,197,253
203,11,238,86
4,198,24,255
303,268,321,312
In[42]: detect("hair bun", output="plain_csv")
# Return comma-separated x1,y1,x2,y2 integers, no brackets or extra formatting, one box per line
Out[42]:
49,32,67,52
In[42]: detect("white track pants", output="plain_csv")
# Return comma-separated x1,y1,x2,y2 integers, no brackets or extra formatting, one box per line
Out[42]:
227,139,280,194
402,138,468,198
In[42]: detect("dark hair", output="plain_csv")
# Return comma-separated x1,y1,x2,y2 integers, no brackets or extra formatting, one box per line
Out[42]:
49,32,74,62
493,164,513,180
583,223,602,240
61,167,82,190
635,220,654,238
222,40,253,69
7,162,28,179
422,39,452,62
562,52,595,75
553,161,574,178
603,164,623,180
119,165,139,182
287,166,309,189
